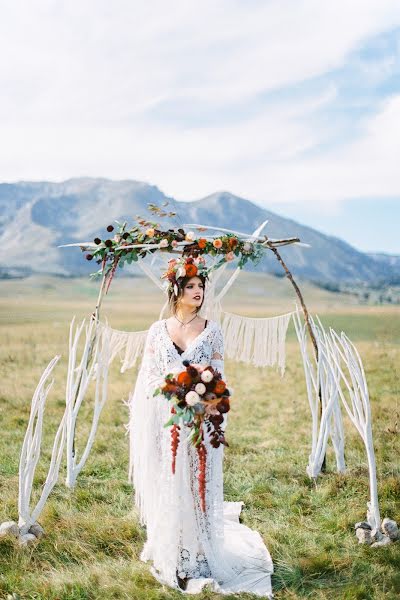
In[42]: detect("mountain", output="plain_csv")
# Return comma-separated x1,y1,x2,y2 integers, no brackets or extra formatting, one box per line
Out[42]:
0,178,398,284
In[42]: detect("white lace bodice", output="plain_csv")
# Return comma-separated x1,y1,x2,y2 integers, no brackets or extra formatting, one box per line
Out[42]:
144,318,224,379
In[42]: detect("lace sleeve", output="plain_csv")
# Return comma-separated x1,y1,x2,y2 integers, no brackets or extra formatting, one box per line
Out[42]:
210,322,224,378
139,322,163,385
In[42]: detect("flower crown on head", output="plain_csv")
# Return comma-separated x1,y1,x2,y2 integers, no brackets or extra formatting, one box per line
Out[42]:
162,255,208,296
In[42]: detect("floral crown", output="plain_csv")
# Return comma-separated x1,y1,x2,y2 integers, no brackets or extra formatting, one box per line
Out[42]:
162,255,209,296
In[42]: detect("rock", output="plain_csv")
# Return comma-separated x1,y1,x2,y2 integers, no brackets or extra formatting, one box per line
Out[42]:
371,534,392,548
354,521,372,531
355,527,372,544
381,518,399,541
18,533,38,547
0,521,19,538
28,523,45,539
371,528,384,543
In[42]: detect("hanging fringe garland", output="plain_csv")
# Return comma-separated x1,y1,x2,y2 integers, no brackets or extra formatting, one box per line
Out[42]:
96,310,293,374
96,321,148,373
221,311,293,373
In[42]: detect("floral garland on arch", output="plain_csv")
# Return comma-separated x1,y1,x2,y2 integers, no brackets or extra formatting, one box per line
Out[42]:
78,216,265,293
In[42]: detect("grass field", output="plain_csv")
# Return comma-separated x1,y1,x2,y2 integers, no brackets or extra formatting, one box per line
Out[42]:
0,274,399,600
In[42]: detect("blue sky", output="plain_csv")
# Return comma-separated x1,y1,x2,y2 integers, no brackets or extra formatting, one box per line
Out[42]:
0,0,399,253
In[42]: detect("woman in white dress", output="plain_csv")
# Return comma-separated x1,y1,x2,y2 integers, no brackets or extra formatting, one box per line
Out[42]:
128,263,274,597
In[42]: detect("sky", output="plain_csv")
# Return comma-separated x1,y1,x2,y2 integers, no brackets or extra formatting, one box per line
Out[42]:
0,0,399,254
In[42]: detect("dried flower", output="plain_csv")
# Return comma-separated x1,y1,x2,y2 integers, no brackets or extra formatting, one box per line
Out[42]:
185,390,200,406
195,382,206,395
216,398,230,413
201,370,214,383
185,264,198,277
177,371,192,386
176,266,186,279
243,242,252,253
214,380,226,394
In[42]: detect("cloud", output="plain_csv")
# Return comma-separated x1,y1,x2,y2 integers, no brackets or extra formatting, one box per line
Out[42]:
0,0,400,217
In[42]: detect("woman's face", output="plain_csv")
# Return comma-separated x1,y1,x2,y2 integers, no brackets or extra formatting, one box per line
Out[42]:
179,276,205,310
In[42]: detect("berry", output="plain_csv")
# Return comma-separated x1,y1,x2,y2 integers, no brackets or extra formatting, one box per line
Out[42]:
107,225,114,232
94,237,101,245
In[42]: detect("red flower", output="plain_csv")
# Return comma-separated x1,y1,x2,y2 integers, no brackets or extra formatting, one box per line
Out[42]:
214,380,226,395
185,264,198,277
198,238,207,249
177,371,192,386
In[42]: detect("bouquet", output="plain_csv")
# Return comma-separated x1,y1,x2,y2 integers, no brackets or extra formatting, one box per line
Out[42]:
154,360,231,512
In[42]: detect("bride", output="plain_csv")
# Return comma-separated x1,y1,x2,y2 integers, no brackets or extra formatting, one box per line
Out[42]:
128,256,274,597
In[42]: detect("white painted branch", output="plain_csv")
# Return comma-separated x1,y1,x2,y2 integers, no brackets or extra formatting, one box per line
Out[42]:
181,223,266,240
65,316,109,488
326,329,381,529
17,355,66,535
293,311,346,479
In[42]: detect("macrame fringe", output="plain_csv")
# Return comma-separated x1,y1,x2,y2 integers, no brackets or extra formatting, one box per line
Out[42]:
221,311,293,373
97,321,148,373
97,311,292,374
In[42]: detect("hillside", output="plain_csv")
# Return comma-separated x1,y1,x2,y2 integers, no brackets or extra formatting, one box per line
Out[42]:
0,178,398,285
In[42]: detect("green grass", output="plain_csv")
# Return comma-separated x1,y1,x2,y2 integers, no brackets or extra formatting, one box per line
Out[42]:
0,275,399,599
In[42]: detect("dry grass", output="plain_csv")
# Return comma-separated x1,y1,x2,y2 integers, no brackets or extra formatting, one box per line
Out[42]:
0,274,399,600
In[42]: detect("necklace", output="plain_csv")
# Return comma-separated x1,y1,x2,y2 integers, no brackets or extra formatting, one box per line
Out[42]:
174,314,198,328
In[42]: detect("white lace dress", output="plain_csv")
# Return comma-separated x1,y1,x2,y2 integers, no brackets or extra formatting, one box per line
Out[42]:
128,318,274,597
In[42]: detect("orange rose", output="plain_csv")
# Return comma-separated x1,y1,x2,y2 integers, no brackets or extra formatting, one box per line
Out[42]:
198,238,207,249
214,380,226,394
213,239,222,249
177,371,192,386
185,264,198,277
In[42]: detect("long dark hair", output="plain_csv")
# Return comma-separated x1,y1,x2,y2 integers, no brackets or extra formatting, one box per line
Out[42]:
168,275,206,315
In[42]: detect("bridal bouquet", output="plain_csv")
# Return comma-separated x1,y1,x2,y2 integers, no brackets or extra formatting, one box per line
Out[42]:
153,361,231,512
